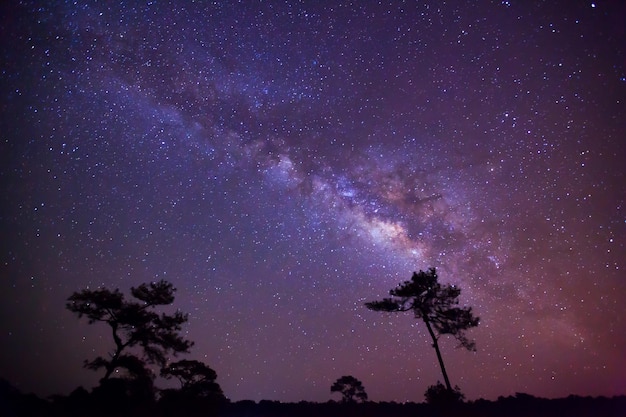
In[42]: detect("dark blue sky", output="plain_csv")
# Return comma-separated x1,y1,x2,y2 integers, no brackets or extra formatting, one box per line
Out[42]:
1,0,624,403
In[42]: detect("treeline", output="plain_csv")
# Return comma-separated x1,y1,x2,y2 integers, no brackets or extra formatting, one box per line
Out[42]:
2,380,625,417
58,269,481,410
3,272,624,416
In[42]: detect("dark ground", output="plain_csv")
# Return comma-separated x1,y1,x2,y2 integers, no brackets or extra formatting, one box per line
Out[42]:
2,379,625,417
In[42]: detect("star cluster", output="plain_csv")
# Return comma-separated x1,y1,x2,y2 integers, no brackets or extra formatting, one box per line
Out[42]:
1,0,624,403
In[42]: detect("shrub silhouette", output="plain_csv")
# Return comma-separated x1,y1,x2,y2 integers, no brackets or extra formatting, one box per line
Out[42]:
161,359,225,402
331,375,368,403
424,381,465,406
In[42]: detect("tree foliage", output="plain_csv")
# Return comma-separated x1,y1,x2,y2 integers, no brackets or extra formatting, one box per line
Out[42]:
330,375,368,403
425,381,465,406
365,268,479,392
161,359,224,400
66,280,193,381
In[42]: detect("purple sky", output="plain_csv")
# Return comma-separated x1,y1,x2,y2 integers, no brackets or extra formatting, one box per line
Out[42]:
1,0,625,403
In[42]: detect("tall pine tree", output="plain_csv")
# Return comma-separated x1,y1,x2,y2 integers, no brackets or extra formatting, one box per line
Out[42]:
365,268,479,392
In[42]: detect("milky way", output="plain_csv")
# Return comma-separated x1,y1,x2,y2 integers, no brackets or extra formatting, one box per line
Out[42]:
1,0,625,403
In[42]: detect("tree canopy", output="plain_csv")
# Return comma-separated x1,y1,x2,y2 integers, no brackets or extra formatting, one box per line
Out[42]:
67,280,193,381
161,359,224,400
331,375,368,403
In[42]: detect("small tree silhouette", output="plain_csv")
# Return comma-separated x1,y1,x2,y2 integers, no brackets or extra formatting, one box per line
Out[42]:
425,381,465,406
66,280,193,382
330,375,368,403
161,359,224,400
365,268,479,393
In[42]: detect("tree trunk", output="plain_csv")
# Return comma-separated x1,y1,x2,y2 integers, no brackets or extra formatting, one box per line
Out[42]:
103,323,124,380
103,362,115,380
424,318,452,391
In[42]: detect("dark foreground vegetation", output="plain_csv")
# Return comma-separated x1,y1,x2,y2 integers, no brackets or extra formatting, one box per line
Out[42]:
2,379,625,417
5,274,623,416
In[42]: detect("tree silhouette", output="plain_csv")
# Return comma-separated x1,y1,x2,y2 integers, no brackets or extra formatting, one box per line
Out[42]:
425,381,465,406
161,359,224,400
66,280,193,382
330,375,368,403
365,268,479,392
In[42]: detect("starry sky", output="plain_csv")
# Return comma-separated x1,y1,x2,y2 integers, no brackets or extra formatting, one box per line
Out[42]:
1,0,625,404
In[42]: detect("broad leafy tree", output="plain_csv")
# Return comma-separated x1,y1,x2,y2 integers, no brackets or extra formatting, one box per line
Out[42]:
67,280,193,381
330,375,368,403
365,268,479,392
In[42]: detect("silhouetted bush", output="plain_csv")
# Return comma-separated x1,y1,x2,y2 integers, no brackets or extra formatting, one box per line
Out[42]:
424,381,465,406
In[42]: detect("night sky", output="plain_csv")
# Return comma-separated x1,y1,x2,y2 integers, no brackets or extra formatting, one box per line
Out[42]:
1,0,625,404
